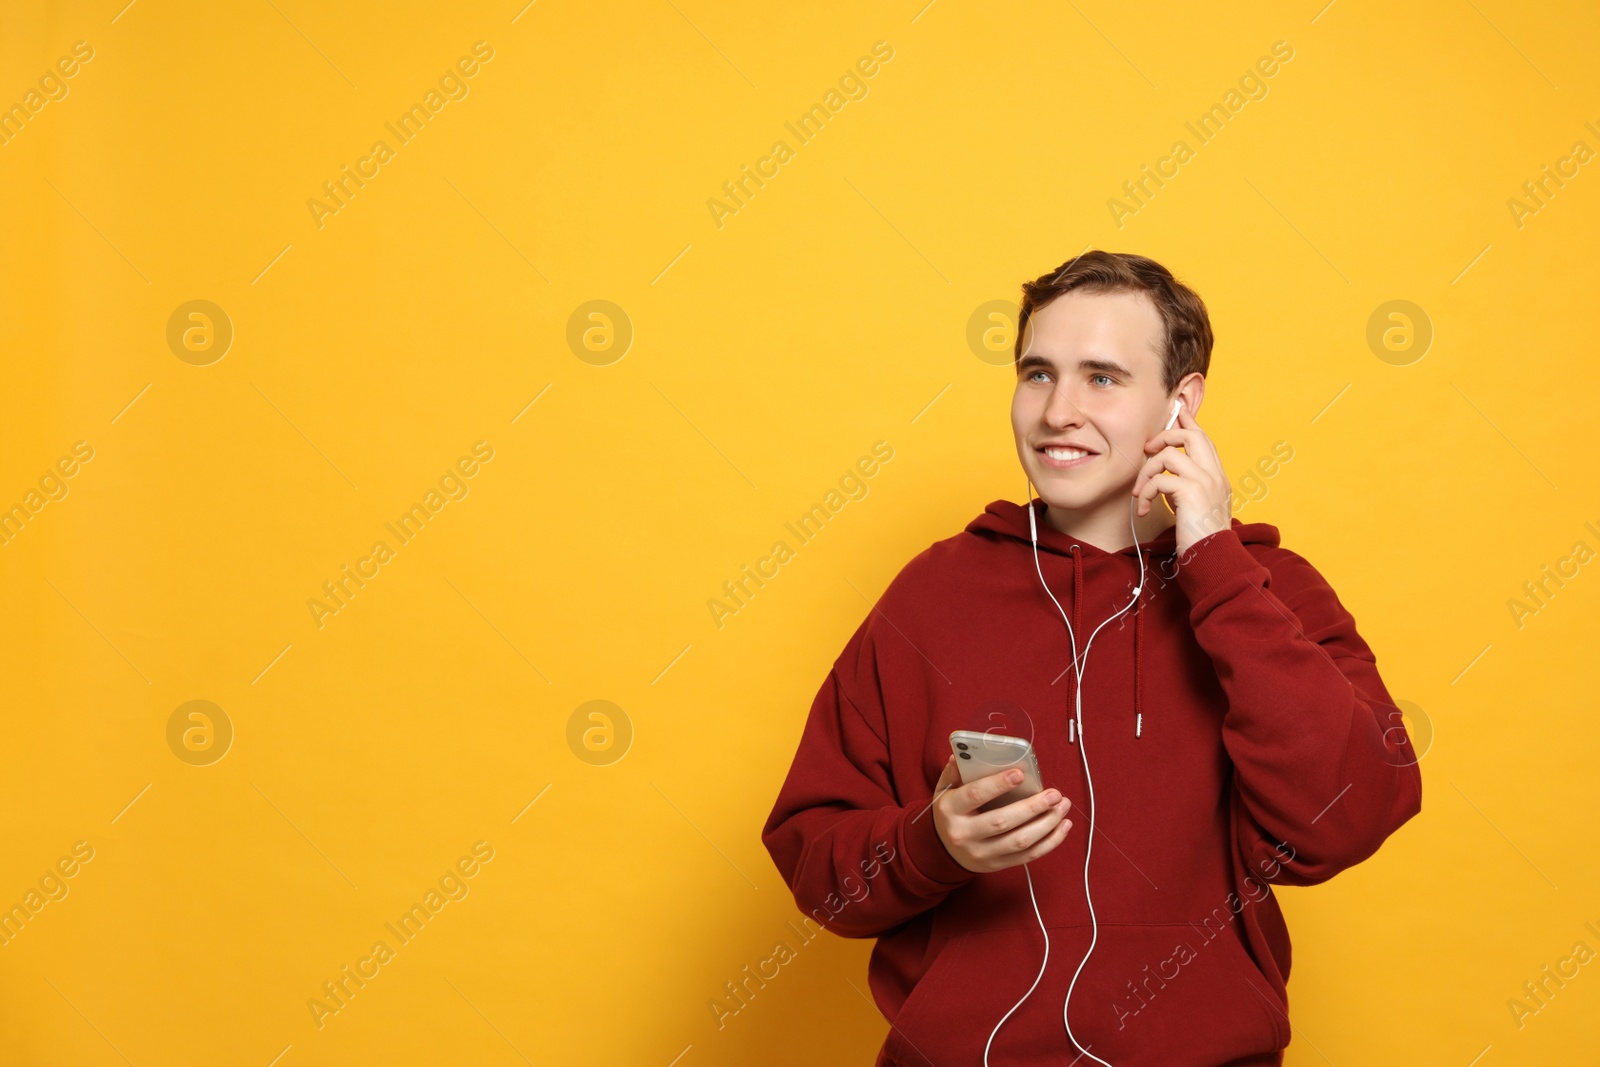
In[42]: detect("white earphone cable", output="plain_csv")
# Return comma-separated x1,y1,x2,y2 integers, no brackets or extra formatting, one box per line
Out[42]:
983,481,1148,1067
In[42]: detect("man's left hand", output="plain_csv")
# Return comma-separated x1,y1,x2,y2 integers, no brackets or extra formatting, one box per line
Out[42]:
1131,404,1234,557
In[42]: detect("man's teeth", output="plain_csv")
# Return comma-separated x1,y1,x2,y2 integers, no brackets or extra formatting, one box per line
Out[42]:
1044,448,1090,460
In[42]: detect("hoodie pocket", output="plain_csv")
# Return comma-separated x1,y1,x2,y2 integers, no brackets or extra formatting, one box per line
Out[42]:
1097,922,1287,1060
882,922,1283,1067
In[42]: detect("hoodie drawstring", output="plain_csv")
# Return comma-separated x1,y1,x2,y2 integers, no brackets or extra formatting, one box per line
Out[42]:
1067,545,1081,744
1064,539,1148,741
1070,544,1082,647
1133,561,1144,738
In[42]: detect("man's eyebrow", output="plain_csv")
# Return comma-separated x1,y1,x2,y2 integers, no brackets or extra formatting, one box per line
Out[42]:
1016,353,1135,377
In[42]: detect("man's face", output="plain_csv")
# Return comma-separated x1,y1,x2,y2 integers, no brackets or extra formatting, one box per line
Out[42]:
1011,289,1175,510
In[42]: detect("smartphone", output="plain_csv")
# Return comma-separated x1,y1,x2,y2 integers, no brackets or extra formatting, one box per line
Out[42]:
949,730,1043,813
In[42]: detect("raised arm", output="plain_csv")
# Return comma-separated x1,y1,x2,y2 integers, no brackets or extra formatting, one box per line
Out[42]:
1174,529,1423,886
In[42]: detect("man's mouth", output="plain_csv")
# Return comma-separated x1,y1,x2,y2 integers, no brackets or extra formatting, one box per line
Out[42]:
1036,445,1097,470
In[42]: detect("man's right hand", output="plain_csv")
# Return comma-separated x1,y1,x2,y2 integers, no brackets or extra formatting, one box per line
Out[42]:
931,754,1073,873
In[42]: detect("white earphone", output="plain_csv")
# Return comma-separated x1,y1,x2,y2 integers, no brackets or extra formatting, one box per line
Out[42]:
985,397,1182,1067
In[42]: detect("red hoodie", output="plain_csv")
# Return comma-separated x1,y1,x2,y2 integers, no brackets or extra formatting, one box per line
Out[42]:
761,497,1423,1066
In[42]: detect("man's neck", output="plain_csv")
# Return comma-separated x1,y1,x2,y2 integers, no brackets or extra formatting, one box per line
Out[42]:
1043,498,1177,554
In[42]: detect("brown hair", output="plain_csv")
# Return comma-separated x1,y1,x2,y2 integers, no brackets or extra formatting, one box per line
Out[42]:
1014,250,1213,395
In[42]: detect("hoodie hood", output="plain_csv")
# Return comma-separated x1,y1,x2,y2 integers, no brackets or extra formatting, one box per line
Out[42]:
966,498,1283,739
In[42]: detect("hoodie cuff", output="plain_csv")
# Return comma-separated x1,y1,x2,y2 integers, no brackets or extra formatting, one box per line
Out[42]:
899,804,979,890
1174,526,1268,610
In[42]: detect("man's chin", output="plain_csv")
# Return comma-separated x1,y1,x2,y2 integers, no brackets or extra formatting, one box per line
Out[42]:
1031,478,1131,514
1032,483,1101,510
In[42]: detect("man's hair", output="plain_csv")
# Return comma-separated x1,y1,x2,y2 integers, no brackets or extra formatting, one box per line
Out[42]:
1013,250,1213,395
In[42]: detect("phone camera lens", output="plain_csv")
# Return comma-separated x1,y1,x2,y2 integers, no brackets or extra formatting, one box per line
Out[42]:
956,742,969,751
958,751,971,760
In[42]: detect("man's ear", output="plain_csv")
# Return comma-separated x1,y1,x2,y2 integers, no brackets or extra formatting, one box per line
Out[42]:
1174,373,1205,418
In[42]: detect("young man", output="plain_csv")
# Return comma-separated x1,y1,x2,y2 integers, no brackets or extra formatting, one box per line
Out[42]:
761,251,1423,1067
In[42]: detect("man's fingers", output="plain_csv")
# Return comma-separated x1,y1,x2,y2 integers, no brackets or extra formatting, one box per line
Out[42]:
951,765,1028,816
990,802,1063,853
1135,472,1183,517
1176,404,1224,466
1013,810,1073,864
973,787,1067,839
1131,446,1174,498
1132,444,1205,498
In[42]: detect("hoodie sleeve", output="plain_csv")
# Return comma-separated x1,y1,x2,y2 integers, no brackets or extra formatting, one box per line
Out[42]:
761,616,980,938
1173,527,1423,886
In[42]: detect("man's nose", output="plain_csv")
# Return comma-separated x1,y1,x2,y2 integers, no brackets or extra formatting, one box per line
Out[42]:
1045,384,1088,427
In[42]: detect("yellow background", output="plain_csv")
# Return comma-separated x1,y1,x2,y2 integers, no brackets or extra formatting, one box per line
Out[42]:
2,0,1596,1063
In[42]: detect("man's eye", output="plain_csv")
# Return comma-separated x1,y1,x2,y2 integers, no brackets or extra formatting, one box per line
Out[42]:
1091,374,1115,387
